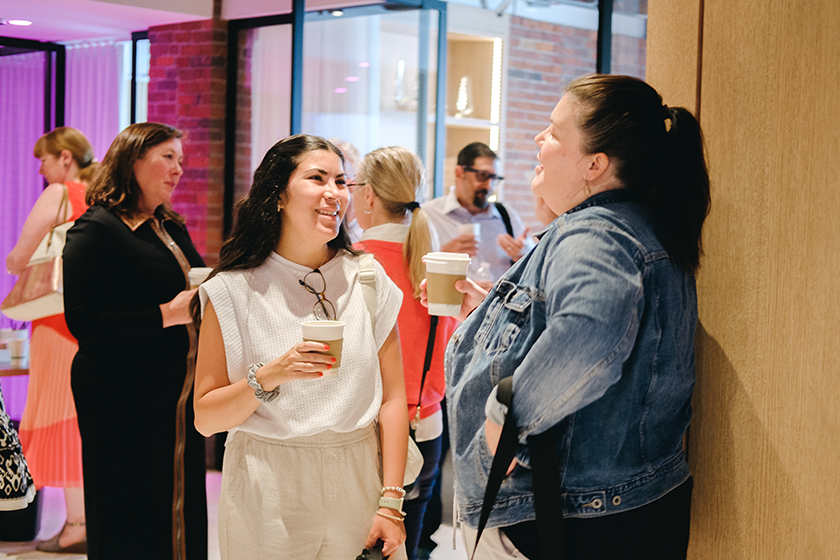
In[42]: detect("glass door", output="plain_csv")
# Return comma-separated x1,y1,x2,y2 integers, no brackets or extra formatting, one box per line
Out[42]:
301,5,441,191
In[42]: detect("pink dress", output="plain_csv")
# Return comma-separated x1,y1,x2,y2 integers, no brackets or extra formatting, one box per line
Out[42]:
17,181,87,488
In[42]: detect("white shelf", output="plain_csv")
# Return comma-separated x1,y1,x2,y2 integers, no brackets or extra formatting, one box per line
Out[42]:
445,116,494,128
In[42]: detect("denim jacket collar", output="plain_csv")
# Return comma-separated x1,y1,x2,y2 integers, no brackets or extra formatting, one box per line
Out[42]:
534,189,638,242
566,188,637,215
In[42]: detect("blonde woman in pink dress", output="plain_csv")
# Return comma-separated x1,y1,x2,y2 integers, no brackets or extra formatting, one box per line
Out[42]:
5,127,97,554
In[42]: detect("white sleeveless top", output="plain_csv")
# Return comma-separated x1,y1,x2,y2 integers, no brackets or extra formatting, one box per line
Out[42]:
199,250,402,440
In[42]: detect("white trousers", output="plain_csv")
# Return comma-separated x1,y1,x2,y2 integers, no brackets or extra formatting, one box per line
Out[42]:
461,524,532,560
219,425,407,560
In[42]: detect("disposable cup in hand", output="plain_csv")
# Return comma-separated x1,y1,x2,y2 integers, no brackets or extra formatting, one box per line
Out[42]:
423,252,471,317
457,222,480,239
301,320,345,376
189,267,213,289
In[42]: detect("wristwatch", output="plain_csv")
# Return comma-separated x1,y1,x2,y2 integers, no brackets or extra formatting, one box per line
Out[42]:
247,362,279,403
378,496,406,516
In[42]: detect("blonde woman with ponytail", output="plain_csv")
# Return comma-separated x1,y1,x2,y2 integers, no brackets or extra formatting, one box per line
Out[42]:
5,126,98,553
352,146,457,560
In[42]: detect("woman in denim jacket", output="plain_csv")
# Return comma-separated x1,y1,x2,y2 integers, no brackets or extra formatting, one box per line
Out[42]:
426,75,711,559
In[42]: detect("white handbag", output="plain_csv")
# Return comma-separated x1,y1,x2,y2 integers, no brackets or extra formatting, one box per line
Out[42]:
1,185,72,322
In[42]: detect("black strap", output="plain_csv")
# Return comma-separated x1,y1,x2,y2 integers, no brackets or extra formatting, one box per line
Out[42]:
494,201,514,237
528,429,566,559
411,316,438,435
471,377,519,559
471,376,566,560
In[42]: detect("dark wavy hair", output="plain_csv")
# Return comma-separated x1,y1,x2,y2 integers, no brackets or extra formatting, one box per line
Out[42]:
191,135,358,325
85,122,184,222
567,74,711,275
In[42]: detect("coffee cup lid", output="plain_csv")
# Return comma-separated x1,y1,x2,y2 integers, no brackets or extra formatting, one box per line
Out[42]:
423,252,471,264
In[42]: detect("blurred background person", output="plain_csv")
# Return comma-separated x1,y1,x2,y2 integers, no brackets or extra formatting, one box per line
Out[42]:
5,126,97,553
352,146,457,560
329,137,364,242
421,142,533,285
63,122,207,560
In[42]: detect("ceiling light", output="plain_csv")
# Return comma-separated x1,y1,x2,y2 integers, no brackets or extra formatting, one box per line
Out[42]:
345,76,359,82
334,88,347,94
331,10,344,16
8,19,33,26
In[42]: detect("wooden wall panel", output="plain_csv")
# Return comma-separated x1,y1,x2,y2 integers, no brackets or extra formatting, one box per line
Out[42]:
648,0,840,557
646,0,702,112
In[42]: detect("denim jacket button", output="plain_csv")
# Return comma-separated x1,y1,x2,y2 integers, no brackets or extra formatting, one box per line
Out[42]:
612,495,621,506
590,498,602,509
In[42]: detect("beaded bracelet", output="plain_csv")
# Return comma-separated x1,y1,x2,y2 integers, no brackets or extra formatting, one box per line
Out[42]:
381,486,406,497
376,510,405,523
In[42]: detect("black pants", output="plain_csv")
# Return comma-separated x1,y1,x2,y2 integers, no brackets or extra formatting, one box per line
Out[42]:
502,477,693,560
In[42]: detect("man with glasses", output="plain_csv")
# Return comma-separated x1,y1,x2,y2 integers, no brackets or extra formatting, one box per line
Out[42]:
422,142,533,284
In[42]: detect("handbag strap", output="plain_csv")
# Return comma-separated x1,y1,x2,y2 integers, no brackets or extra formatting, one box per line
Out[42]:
471,376,566,560
46,184,70,251
411,315,438,432
358,252,439,432
148,218,195,560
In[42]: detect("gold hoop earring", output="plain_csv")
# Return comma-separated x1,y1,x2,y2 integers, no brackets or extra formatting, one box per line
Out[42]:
583,180,592,197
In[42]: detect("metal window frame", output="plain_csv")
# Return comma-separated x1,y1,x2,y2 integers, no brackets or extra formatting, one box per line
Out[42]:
0,36,65,132
130,31,149,124
223,0,448,236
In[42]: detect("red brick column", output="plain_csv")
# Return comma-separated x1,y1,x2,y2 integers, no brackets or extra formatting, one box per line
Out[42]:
147,18,227,265
503,17,597,230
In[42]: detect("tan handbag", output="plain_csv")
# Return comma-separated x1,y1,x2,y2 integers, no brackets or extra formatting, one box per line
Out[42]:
1,186,72,321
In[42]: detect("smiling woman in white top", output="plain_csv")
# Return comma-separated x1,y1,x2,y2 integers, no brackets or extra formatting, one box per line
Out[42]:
193,134,409,560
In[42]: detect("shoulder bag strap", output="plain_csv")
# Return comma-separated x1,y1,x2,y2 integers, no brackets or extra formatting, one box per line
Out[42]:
471,376,567,560
494,201,514,237
471,376,519,559
45,184,70,251
411,315,438,433
359,252,377,333
148,218,194,560
528,427,566,559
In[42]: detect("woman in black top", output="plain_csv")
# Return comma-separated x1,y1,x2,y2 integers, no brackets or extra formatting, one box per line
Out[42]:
63,123,207,560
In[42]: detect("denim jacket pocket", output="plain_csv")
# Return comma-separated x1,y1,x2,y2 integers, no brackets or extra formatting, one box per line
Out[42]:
478,281,535,355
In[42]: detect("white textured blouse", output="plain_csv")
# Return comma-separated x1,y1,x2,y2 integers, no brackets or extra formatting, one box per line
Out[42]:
199,250,402,440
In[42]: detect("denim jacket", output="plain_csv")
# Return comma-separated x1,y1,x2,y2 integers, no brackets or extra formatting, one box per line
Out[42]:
445,191,696,529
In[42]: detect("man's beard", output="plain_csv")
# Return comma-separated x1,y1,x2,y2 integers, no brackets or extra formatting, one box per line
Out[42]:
473,189,490,209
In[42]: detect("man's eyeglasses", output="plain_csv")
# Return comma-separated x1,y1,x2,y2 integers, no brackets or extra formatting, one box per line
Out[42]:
463,167,503,185
299,269,336,321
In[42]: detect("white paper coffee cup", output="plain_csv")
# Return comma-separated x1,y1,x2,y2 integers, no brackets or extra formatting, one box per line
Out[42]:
423,252,471,317
8,337,30,369
457,222,480,239
301,320,345,376
189,267,213,289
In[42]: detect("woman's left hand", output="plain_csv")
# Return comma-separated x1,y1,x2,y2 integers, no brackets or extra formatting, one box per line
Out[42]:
484,418,517,475
366,509,406,557
160,288,198,328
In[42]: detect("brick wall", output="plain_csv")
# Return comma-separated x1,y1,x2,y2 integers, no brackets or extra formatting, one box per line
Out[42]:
502,16,646,232
502,17,597,231
147,18,227,265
